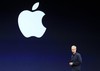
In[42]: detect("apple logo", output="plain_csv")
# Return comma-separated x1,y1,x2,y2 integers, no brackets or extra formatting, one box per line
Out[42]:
18,2,46,38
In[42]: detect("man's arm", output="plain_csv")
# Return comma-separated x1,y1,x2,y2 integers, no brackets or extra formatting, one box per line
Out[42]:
73,53,82,66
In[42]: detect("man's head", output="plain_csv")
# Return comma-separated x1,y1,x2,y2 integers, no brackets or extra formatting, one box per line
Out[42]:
71,45,77,54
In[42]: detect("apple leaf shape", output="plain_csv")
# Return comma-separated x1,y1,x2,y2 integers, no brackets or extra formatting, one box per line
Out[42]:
32,2,39,11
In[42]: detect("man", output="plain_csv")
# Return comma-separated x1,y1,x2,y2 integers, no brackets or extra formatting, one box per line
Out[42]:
69,45,82,71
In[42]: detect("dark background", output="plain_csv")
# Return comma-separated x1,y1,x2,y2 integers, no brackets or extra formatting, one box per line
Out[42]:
0,0,100,71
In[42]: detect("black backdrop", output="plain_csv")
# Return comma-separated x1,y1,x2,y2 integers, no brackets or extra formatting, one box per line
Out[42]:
0,0,100,71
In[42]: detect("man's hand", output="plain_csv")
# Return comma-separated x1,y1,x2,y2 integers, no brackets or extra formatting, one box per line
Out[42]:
69,62,73,66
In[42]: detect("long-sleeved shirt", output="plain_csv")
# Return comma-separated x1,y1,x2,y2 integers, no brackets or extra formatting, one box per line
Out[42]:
70,52,82,71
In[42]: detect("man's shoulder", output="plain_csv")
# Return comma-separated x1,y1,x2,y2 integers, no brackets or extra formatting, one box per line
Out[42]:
76,52,81,56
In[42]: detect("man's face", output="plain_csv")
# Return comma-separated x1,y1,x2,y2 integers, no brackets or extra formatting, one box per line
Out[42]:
71,46,77,54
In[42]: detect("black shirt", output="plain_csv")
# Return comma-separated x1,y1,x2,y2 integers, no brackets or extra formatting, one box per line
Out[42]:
70,52,82,71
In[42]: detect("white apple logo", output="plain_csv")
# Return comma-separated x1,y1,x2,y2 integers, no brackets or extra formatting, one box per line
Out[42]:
18,2,46,38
